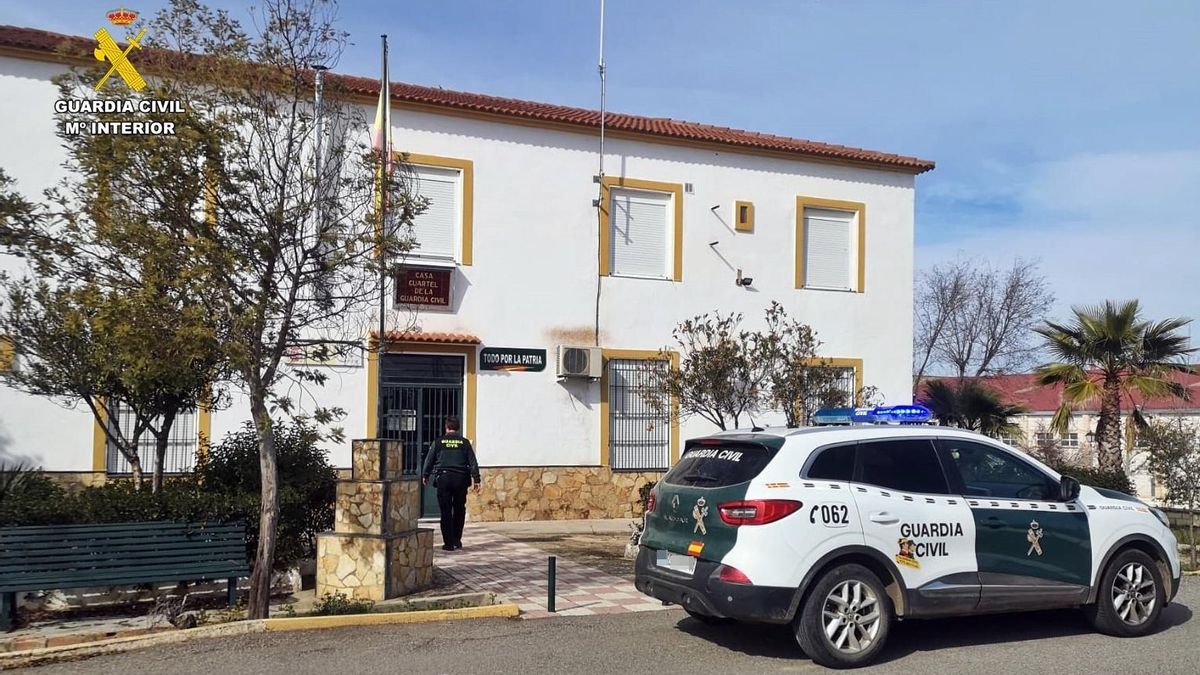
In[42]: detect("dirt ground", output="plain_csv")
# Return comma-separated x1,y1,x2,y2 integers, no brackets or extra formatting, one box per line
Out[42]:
497,532,636,580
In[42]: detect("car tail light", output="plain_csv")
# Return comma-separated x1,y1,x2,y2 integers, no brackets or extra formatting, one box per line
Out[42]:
718,500,802,526
717,564,752,584
646,491,657,513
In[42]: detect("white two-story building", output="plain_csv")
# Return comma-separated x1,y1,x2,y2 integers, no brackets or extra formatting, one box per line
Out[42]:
0,24,933,521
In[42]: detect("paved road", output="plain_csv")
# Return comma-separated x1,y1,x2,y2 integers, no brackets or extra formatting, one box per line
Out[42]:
24,578,1200,674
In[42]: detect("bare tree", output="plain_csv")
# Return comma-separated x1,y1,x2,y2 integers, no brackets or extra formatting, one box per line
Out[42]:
763,302,865,427
913,259,972,392
914,257,1054,390
643,311,774,431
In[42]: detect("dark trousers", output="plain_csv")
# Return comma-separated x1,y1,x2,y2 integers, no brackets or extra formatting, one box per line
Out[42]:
435,470,469,547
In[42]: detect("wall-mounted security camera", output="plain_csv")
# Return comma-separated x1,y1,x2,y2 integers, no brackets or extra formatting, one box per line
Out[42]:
737,277,754,287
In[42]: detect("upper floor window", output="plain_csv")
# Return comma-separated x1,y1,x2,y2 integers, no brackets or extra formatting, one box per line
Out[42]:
734,200,754,232
405,154,474,265
795,197,865,292
600,177,683,281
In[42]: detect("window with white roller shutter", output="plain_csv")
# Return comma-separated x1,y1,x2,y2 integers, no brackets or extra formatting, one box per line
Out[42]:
408,164,460,261
803,207,856,291
609,188,673,279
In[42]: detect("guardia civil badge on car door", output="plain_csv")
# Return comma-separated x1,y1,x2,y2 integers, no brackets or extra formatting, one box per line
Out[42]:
634,405,1181,669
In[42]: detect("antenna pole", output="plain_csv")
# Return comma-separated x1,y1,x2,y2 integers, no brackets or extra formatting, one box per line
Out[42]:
593,0,607,347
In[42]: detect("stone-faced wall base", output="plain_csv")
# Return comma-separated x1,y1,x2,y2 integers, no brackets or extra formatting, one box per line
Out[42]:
468,467,664,521
315,528,434,602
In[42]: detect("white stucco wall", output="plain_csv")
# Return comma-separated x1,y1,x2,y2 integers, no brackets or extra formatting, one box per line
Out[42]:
0,53,919,472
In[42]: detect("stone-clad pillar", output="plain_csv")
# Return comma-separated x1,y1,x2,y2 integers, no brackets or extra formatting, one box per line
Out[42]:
316,439,434,601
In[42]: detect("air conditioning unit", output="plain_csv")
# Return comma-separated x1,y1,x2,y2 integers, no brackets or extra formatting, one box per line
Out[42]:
556,346,602,379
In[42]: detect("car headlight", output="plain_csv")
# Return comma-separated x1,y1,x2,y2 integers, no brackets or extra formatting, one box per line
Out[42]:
1151,508,1171,529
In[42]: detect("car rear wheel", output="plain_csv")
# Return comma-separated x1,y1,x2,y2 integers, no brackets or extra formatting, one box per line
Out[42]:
794,563,892,669
1084,548,1165,637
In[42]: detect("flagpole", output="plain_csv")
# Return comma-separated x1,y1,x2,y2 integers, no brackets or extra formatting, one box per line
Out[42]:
376,33,389,442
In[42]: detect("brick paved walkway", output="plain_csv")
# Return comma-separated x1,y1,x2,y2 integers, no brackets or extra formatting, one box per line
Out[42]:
434,525,674,619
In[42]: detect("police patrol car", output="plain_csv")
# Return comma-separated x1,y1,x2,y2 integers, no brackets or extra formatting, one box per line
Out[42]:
634,405,1181,669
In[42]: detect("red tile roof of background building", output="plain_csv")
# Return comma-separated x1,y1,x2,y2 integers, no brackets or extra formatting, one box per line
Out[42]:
0,25,935,174
921,370,1200,413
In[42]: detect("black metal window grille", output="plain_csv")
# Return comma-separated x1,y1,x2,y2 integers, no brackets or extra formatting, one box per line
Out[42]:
608,358,670,471
106,401,199,475
830,366,856,404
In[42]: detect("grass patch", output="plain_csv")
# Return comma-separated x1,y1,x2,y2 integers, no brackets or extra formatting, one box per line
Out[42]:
312,593,375,616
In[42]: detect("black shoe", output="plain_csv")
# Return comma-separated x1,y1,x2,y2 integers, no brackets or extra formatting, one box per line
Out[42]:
442,544,454,551
453,543,463,550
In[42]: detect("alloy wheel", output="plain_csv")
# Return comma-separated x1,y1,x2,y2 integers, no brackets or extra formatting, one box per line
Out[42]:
1112,561,1157,626
821,579,881,654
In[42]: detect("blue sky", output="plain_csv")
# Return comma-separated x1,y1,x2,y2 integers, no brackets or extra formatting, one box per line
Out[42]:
4,0,1199,333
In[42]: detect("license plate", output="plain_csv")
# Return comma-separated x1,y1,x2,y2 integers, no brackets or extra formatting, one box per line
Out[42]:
656,549,697,575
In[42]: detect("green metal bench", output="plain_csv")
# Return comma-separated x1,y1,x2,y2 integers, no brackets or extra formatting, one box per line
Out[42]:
0,521,249,631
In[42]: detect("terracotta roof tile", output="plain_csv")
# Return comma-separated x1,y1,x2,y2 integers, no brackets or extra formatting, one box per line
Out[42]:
375,331,480,345
920,370,1200,413
0,25,935,174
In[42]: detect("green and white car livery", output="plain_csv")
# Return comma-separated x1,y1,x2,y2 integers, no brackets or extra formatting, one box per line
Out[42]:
634,409,1181,669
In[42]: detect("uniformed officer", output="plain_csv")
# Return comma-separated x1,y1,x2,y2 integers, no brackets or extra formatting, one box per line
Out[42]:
421,416,480,551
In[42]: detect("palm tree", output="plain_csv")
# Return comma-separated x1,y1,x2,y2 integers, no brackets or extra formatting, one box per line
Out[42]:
920,379,1025,439
1035,300,1195,472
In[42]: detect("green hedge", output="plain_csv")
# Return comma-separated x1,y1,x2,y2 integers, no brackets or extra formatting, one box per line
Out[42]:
0,420,336,570
1044,461,1136,495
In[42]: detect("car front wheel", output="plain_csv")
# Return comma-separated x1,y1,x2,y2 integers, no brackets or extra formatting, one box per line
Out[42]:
794,563,892,669
1084,548,1166,637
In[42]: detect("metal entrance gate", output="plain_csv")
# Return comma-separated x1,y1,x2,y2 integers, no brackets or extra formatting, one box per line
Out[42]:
380,353,465,518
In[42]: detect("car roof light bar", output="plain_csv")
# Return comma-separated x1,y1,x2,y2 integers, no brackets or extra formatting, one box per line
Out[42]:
812,404,932,426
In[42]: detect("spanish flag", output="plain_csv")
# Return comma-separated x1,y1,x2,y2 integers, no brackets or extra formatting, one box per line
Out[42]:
372,36,392,194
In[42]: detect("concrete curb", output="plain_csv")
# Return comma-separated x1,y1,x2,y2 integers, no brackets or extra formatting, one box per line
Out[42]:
0,619,266,670
0,604,519,668
262,603,520,632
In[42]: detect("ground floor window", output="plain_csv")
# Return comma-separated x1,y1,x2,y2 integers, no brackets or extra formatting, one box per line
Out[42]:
105,401,200,475
607,358,670,471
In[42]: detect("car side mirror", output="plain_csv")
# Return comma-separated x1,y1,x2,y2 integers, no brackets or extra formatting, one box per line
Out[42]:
1060,475,1081,502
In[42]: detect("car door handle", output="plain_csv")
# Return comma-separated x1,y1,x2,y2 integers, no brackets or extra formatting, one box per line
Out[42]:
869,512,899,525
983,516,1006,529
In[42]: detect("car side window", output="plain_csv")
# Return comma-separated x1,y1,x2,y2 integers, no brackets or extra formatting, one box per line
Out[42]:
805,444,855,481
856,439,949,495
937,439,1057,500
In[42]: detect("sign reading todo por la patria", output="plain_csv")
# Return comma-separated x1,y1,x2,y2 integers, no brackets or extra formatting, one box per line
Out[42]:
480,347,547,372
394,265,453,307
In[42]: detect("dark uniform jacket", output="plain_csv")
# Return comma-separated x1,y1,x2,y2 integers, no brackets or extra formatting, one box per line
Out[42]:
421,433,480,483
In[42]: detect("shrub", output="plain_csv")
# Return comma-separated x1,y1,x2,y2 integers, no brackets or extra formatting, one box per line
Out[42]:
638,481,656,512
0,464,70,525
1044,461,1136,495
0,420,336,571
198,420,337,568
312,592,375,616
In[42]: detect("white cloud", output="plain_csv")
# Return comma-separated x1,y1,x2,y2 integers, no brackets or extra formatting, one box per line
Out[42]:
918,150,1200,335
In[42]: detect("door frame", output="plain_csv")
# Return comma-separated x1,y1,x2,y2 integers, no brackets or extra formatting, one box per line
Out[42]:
366,341,477,447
